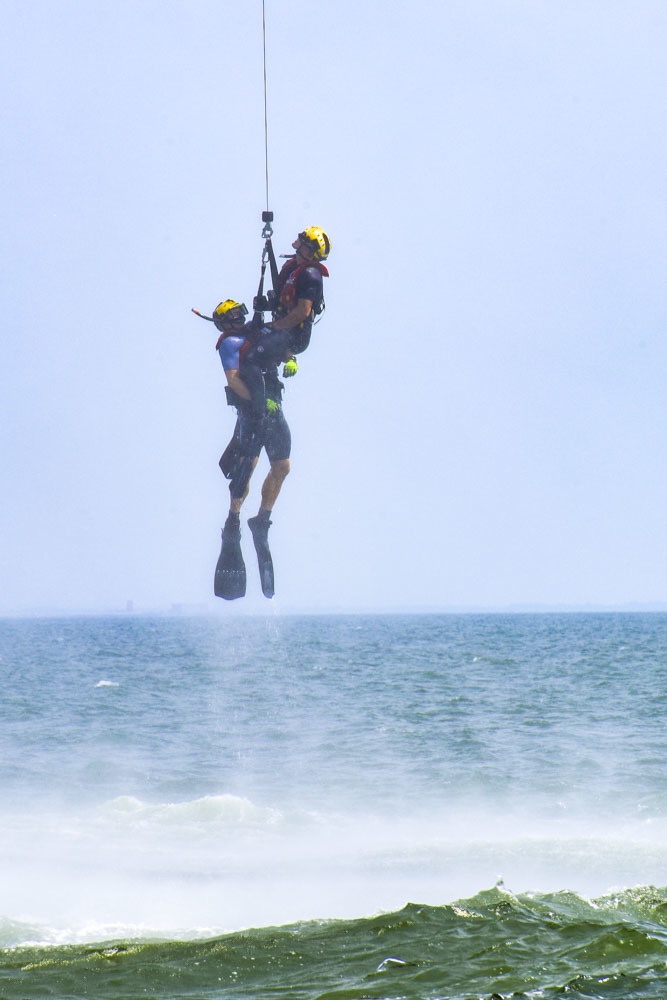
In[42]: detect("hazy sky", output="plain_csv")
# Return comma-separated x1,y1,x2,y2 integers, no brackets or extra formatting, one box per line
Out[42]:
2,1,667,615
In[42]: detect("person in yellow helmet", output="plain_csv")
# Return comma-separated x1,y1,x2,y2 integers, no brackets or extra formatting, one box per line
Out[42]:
250,225,330,362
211,298,290,601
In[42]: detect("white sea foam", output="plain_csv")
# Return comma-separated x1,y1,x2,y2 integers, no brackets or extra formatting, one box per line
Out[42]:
98,793,283,828
4,794,667,945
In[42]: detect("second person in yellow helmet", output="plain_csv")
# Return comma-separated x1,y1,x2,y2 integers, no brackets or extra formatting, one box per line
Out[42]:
247,225,330,367
266,225,331,354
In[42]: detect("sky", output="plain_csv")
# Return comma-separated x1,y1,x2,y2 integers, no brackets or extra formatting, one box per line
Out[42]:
2,0,667,615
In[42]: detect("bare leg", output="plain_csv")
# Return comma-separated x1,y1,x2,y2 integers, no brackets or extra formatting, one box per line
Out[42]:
248,461,289,600
259,459,290,512
229,457,260,514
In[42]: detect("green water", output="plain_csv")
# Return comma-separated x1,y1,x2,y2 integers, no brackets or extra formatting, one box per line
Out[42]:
5,887,667,999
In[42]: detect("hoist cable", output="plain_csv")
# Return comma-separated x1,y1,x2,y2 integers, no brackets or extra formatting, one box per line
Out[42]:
261,0,270,214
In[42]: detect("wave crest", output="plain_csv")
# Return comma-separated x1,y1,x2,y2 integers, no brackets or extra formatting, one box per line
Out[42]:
100,793,283,830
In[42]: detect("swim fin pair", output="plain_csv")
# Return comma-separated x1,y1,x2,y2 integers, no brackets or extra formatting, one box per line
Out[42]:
214,515,274,600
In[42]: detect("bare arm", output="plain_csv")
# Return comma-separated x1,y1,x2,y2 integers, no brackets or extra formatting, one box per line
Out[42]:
224,369,251,401
272,298,312,331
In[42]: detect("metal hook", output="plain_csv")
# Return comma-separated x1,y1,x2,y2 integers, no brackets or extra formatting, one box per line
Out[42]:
261,210,274,239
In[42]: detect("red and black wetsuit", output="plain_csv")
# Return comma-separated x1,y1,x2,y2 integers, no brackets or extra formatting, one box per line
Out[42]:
271,257,328,354
243,257,328,370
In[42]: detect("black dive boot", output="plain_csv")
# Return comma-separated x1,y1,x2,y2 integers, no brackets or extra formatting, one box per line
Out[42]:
247,514,274,599
214,514,246,600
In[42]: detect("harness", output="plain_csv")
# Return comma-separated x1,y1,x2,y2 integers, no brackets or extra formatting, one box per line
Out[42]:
274,258,329,319
214,322,260,359
192,216,329,354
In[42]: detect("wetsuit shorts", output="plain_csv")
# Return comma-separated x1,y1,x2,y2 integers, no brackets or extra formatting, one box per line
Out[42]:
238,406,291,463
265,408,291,461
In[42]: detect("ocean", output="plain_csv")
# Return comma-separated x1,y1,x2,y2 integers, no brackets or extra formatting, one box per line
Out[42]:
2,612,667,999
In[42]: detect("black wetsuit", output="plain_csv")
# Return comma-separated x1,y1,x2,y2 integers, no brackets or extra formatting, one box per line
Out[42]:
220,344,291,500
255,367,291,463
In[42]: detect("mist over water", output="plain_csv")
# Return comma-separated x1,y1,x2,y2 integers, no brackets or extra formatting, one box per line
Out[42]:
3,612,667,948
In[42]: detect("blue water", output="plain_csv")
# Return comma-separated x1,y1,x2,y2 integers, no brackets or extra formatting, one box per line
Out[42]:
3,612,667,998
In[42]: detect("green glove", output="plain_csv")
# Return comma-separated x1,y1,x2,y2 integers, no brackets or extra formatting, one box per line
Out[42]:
283,358,298,378
266,398,281,414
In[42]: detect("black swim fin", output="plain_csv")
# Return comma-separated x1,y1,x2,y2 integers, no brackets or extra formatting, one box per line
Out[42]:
247,515,274,599
214,517,246,600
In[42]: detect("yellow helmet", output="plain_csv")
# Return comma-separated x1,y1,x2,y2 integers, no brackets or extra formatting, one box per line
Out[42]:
212,299,248,332
298,226,331,261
